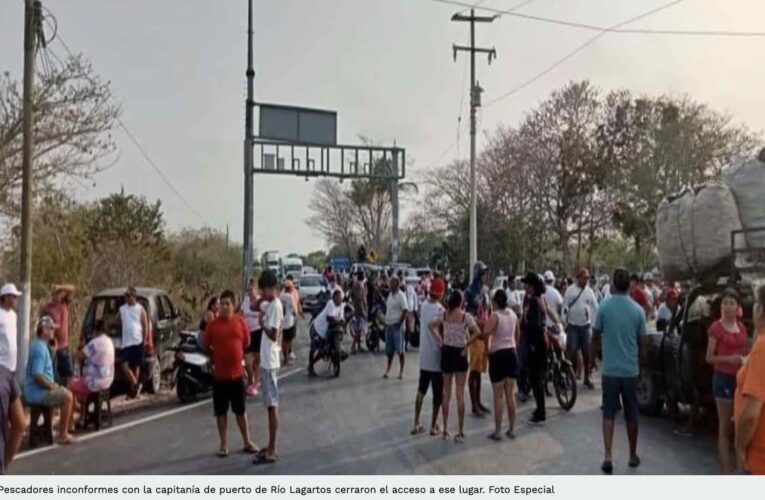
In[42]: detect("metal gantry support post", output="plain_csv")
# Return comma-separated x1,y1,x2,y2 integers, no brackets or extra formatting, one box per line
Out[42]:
451,9,496,282
242,0,255,296
391,147,400,263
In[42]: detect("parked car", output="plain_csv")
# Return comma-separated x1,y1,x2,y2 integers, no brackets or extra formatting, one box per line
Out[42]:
299,274,326,315
81,287,185,394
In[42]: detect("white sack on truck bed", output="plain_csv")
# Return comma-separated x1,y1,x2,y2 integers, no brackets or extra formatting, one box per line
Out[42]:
656,182,742,282
722,152,765,248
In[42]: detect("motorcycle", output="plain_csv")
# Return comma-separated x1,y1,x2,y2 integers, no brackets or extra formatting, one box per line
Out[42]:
545,330,577,411
171,330,213,403
365,302,387,352
309,319,345,377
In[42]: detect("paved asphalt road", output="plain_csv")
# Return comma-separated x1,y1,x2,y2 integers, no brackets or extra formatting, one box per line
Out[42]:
13,320,720,475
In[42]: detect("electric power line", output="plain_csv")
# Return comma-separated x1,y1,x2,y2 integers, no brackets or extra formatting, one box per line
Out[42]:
434,0,765,37
42,8,210,225
453,0,535,162
485,0,687,107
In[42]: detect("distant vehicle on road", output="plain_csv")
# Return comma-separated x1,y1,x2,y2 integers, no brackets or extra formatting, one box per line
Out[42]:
299,274,326,315
261,250,282,276
81,287,184,394
282,256,303,278
330,256,351,275
303,266,317,275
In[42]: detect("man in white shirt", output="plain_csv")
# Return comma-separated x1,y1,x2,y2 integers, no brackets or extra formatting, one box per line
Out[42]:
399,272,420,351
506,275,524,316
563,269,599,389
117,287,150,398
279,283,297,365
254,270,283,465
656,288,680,333
383,277,409,380
0,284,22,373
308,290,344,376
411,278,445,436
240,279,263,396
543,270,564,330
640,274,655,314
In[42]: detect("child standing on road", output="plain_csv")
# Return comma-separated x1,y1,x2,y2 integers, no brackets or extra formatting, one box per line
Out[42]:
253,270,284,465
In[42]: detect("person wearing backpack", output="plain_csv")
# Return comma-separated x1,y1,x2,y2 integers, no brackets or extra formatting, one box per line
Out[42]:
563,268,599,389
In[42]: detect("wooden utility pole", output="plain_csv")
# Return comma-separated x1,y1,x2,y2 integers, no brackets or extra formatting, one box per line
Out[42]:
17,0,42,380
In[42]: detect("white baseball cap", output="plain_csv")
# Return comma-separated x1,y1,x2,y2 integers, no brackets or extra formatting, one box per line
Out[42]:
643,272,654,281
543,270,555,282
0,284,22,297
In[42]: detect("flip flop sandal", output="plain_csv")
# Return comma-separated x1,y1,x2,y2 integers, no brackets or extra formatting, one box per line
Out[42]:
454,434,465,444
242,444,260,454
430,428,440,436
252,453,277,465
217,449,229,458
629,456,641,468
601,460,613,474
410,425,426,436
442,432,452,441
487,433,502,442
505,430,516,440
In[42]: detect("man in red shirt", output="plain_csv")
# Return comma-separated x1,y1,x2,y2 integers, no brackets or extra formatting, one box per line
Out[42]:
629,275,651,318
203,290,258,457
40,284,75,385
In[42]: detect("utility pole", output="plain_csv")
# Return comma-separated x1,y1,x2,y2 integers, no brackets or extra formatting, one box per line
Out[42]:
242,0,255,295
17,0,42,382
451,9,496,282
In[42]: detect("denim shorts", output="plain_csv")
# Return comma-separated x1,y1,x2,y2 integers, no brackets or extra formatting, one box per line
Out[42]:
566,324,592,354
712,371,737,401
260,368,279,408
385,323,404,356
602,375,639,423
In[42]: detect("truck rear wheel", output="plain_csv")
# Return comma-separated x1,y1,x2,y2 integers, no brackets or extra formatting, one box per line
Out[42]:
637,371,663,416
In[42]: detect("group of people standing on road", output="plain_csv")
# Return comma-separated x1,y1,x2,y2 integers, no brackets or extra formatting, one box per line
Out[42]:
410,262,520,444
201,270,285,465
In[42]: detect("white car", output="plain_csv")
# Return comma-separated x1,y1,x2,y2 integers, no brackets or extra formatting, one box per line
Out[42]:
298,274,325,314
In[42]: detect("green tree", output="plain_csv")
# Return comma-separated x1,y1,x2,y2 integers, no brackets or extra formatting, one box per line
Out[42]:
171,228,242,317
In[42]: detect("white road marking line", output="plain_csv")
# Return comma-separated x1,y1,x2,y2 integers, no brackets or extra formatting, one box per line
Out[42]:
17,365,304,460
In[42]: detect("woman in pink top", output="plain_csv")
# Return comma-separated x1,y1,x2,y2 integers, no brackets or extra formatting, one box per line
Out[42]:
429,290,481,444
706,288,748,474
483,289,521,441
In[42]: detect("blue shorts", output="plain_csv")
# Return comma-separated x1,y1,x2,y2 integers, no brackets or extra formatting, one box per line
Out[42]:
713,371,737,400
602,376,638,423
566,324,592,354
385,323,404,356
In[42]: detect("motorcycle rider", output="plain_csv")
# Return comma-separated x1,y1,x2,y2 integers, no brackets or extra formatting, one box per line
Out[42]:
308,289,345,377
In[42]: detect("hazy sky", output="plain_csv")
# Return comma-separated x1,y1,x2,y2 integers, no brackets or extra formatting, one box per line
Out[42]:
2,0,764,257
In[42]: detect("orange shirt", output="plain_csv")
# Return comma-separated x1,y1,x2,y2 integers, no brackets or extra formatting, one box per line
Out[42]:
203,315,250,381
735,333,765,474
